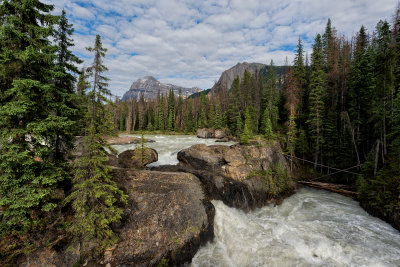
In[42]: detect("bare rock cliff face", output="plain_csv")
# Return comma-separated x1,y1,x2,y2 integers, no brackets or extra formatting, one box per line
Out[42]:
210,62,265,93
122,76,202,101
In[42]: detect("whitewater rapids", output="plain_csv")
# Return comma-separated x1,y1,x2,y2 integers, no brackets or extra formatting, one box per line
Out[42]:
192,188,400,267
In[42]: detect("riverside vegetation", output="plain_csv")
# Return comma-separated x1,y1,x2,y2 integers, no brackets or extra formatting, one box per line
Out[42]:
1,0,400,266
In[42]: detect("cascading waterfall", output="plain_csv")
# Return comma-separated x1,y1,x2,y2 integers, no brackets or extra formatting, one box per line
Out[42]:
192,188,400,267
112,135,400,266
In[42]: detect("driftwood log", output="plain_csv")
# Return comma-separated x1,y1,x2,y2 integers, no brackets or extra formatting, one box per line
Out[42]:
298,181,357,198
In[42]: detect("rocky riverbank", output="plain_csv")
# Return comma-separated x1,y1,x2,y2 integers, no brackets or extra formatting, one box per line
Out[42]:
17,140,294,267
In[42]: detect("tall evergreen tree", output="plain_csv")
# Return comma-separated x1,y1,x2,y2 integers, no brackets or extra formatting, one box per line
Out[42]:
167,89,175,131
262,61,279,131
374,20,395,158
308,34,326,169
0,0,74,234
293,37,307,117
64,35,127,257
159,94,165,131
53,9,82,161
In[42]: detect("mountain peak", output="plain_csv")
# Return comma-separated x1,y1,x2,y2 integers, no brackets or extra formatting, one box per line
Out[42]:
122,76,202,101
211,62,266,93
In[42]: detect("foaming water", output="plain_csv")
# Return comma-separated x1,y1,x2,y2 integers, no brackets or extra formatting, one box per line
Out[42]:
192,188,400,267
111,134,235,166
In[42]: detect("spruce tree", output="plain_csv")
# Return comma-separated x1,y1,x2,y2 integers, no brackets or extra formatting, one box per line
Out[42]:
53,9,82,160
261,107,273,139
262,61,279,131
64,35,127,257
0,0,74,234
159,94,165,131
293,38,307,127
176,88,183,131
241,107,253,144
307,34,326,169
185,99,194,133
167,89,175,131
214,102,223,129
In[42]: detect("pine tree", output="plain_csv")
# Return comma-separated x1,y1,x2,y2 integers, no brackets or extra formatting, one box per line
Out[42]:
308,34,326,169
53,9,82,160
293,38,307,127
241,107,253,144
200,93,208,128
167,89,174,132
159,94,165,131
185,99,194,133
236,112,243,136
261,107,273,139
374,20,395,158
208,103,215,128
262,61,279,131
229,76,241,133
214,101,223,129
390,90,400,168
0,0,75,234
64,35,127,257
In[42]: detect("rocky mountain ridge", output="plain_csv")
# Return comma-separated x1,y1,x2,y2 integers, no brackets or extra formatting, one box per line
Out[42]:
210,62,266,93
121,76,202,101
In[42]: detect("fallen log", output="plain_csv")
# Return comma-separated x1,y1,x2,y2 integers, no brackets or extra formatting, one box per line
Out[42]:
298,181,357,198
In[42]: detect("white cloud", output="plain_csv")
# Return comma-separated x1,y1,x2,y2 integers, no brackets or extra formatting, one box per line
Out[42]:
50,0,398,97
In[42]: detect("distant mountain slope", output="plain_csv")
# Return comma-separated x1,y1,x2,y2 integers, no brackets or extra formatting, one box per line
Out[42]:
121,76,202,101
210,62,266,93
208,62,289,95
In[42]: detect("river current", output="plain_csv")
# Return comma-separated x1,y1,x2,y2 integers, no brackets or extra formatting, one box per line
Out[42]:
112,135,400,266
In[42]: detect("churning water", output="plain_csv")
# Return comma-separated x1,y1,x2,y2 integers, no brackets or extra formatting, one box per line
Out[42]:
112,135,400,266
110,134,235,166
192,188,400,267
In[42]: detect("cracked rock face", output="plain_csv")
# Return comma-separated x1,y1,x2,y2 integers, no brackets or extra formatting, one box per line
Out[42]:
175,141,294,211
108,170,214,267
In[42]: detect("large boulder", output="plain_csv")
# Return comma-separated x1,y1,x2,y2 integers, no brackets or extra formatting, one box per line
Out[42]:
196,128,215,138
117,148,158,168
106,169,214,266
175,140,294,210
214,129,229,139
17,170,214,267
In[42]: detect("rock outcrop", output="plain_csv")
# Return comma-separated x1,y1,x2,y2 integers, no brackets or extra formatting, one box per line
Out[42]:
154,140,294,211
18,147,214,267
104,169,214,266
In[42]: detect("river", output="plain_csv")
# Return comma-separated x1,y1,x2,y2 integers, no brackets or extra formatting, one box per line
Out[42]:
111,134,235,166
112,134,400,266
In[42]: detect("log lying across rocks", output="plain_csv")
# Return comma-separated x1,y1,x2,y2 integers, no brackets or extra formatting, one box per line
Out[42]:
298,181,357,198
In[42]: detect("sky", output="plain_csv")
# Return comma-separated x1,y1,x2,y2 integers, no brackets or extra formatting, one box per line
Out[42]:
45,0,398,97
